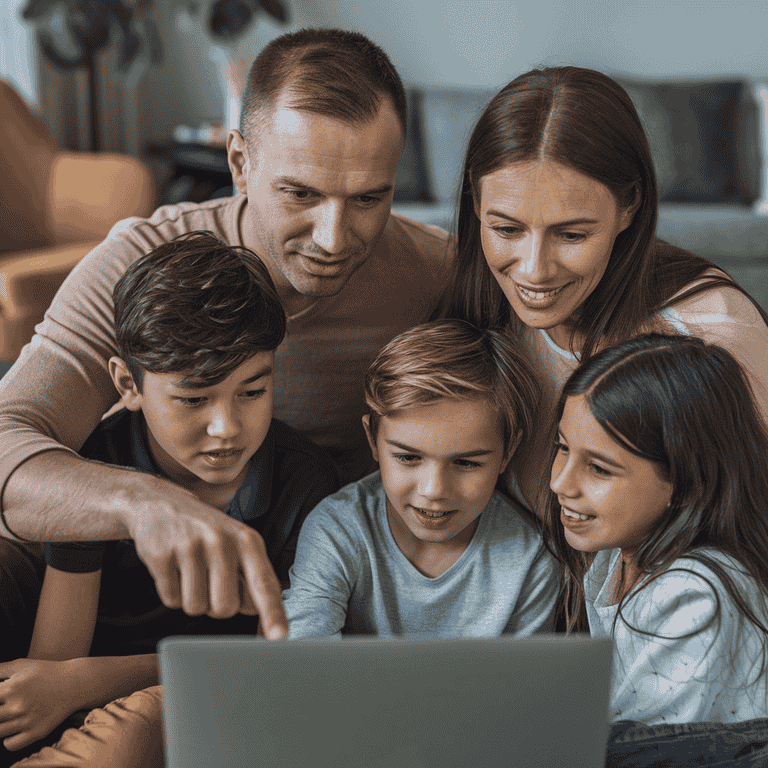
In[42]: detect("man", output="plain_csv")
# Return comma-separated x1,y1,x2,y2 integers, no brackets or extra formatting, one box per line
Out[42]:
0,29,451,646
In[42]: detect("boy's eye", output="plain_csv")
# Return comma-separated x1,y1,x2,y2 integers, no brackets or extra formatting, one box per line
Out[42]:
393,453,420,464
242,388,267,399
177,396,206,407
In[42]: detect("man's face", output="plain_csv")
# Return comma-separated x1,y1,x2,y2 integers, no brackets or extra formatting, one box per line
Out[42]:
228,97,405,315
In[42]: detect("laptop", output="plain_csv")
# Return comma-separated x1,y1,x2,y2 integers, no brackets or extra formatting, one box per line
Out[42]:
159,634,614,768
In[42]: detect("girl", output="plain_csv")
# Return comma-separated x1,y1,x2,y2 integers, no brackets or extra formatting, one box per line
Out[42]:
544,333,768,725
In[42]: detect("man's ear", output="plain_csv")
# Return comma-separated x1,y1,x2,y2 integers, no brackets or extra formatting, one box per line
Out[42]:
109,356,143,412
227,129,250,195
362,414,380,463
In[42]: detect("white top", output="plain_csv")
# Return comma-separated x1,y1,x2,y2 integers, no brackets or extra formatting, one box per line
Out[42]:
282,471,560,639
506,278,768,509
585,548,768,724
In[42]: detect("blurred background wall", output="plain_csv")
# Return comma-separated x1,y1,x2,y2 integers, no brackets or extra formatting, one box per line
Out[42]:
1,0,766,157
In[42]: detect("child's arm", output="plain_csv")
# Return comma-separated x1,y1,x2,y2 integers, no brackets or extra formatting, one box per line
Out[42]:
0,654,159,752
281,502,359,639
29,564,101,660
608,559,761,724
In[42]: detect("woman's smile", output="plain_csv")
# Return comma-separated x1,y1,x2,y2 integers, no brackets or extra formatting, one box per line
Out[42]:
477,160,635,349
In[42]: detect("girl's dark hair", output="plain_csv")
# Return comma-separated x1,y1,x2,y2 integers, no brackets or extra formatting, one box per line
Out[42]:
114,231,286,389
434,66,768,357
542,333,768,677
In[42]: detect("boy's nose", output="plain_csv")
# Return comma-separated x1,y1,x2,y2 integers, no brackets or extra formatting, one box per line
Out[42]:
419,465,448,500
207,407,240,439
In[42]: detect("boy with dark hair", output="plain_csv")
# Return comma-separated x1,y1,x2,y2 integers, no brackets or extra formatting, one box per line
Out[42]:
0,231,340,754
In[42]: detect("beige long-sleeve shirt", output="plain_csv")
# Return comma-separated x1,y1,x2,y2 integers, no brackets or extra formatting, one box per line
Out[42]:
0,195,453,539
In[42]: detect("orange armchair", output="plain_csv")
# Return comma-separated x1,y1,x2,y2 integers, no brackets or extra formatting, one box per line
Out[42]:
0,79,158,359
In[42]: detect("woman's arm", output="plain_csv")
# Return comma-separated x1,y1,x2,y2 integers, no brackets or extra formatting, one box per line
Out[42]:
29,565,101,660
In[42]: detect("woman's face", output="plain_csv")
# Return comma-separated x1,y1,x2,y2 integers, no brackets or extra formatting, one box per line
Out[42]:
476,160,635,349
550,394,672,557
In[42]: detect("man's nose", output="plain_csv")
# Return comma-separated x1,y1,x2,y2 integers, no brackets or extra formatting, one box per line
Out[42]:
312,201,350,255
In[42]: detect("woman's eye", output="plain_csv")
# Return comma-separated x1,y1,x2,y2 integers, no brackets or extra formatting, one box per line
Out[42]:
561,231,585,242
553,440,568,454
393,453,420,464
454,459,481,469
590,463,612,477
493,225,522,237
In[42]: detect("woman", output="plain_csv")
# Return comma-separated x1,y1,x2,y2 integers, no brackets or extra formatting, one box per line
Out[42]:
435,65,768,514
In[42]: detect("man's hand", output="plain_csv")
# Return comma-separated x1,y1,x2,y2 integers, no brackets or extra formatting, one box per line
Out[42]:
117,474,287,639
2,452,288,640
0,659,79,751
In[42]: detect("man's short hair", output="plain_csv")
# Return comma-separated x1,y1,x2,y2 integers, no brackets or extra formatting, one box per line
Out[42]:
239,28,407,144
114,231,286,389
364,319,541,457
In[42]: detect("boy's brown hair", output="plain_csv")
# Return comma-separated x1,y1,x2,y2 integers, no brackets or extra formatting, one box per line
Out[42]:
364,319,541,457
114,231,286,390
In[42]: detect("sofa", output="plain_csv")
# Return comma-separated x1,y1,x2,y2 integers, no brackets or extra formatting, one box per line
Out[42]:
0,80,158,361
391,77,768,313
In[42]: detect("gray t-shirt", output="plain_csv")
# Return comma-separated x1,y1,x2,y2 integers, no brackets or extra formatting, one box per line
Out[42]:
283,471,559,639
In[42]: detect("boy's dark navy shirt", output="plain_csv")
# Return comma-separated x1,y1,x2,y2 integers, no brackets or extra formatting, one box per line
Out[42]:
45,408,340,653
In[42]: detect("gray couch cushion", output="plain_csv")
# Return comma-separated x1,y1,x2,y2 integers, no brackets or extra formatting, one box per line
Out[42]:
416,88,495,203
615,78,760,206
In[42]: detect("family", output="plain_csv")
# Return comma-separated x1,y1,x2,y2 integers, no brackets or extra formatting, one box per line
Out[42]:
1,26,768,768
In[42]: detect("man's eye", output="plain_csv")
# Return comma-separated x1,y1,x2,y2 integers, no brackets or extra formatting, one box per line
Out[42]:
357,195,380,205
287,189,312,200
393,453,420,464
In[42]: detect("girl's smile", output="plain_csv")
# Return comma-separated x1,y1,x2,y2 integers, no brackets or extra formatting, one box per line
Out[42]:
550,394,672,558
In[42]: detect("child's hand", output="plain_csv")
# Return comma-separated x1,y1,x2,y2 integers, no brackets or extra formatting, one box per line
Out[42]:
0,658,79,751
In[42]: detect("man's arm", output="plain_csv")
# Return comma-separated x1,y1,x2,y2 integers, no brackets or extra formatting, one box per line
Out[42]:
3,451,287,638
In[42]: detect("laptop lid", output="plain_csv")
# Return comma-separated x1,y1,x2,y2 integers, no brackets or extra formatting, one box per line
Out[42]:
159,635,613,768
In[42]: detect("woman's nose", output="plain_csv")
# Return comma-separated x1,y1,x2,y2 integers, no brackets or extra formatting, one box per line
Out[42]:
518,234,555,282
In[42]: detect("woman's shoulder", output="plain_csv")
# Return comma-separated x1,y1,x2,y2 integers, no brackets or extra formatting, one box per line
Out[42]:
657,251,765,330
